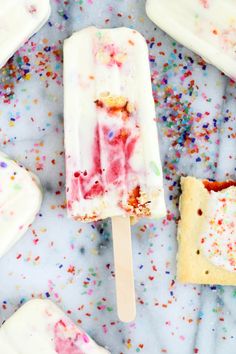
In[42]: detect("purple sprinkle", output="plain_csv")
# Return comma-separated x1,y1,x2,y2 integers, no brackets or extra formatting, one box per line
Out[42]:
0,162,7,168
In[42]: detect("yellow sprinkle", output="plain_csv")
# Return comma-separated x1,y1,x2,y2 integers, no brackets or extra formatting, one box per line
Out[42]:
25,73,31,80
40,228,47,233
91,249,98,255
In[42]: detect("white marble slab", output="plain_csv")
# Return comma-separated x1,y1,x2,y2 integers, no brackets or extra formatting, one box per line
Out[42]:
0,0,235,353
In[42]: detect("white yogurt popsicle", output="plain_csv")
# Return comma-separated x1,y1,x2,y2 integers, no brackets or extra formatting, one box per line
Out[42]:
0,151,42,257
0,299,110,354
0,0,51,69
64,27,166,322
146,0,236,79
64,27,166,222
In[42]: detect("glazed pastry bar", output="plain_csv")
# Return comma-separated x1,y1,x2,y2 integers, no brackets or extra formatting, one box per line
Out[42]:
178,176,236,285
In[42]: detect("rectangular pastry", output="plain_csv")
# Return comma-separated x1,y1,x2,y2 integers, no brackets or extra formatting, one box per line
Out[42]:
177,176,236,285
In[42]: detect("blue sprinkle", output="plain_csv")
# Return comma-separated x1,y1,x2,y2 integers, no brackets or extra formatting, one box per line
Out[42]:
0,162,7,168
108,131,114,139
198,311,204,319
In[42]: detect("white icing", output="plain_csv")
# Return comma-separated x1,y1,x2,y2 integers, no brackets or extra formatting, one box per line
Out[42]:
201,187,236,272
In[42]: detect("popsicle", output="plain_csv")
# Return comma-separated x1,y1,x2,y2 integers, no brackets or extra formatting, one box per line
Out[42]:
0,151,42,257
0,299,110,353
64,27,166,321
146,0,236,79
0,0,51,69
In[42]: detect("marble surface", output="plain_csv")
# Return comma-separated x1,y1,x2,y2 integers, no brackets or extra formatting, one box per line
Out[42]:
0,1,235,354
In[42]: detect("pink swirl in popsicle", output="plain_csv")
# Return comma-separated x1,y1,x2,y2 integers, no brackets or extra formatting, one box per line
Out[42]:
68,93,149,220
54,319,89,354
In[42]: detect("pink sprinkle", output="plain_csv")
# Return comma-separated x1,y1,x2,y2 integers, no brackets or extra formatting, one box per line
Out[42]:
82,334,89,343
199,0,209,8
28,5,37,14
102,325,108,334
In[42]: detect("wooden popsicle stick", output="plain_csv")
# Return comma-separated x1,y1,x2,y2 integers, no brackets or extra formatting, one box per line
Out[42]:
111,216,136,322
